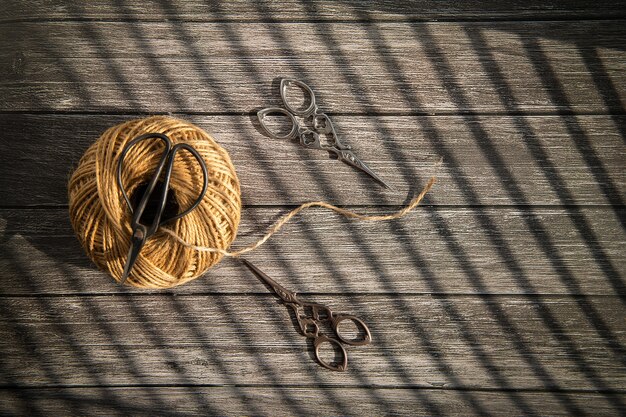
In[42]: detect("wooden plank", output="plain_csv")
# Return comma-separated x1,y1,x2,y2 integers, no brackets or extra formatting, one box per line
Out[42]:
0,387,623,417
1,207,624,295
0,294,624,390
3,0,625,23
1,21,624,114
0,115,623,207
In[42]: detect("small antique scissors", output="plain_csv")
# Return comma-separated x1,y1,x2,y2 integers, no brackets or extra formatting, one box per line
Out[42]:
257,79,393,190
241,258,372,371
116,133,209,285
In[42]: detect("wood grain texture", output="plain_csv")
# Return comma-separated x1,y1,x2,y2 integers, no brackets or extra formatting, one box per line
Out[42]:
3,0,626,22
0,295,624,390
1,114,624,206
1,207,624,295
1,387,623,417
1,21,624,114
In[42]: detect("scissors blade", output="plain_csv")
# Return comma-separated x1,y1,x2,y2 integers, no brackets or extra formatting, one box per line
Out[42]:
334,149,395,191
120,226,147,285
241,259,299,304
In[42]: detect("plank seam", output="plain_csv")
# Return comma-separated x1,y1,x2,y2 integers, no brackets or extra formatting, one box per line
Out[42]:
0,384,624,394
0,110,624,117
0,293,622,298
1,17,626,25
1,204,624,210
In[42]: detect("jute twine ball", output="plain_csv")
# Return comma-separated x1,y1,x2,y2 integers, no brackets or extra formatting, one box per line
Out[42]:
68,116,241,288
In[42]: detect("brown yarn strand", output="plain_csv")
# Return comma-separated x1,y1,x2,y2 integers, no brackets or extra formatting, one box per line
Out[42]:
69,116,435,289
163,176,436,257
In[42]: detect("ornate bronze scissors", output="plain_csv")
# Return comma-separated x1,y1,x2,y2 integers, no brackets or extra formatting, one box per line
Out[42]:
116,133,208,285
241,259,372,371
257,79,393,189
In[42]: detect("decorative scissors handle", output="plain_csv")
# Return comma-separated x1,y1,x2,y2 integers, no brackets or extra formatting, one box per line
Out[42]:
286,301,371,371
116,132,209,284
258,79,337,151
257,107,350,156
241,259,372,371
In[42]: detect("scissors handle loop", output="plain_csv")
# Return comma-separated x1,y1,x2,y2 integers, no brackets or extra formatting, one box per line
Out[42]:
117,133,209,232
314,335,348,372
257,107,299,141
332,314,372,346
117,132,173,224
280,78,318,117
160,143,209,223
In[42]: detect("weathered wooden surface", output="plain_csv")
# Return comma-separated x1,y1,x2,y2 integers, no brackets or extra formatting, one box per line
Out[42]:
1,207,624,295
1,115,624,206
0,1,624,416
1,294,624,388
3,0,626,22
1,21,625,114
1,388,624,417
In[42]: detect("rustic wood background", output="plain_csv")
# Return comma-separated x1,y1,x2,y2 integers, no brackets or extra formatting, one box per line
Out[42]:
1,1,625,415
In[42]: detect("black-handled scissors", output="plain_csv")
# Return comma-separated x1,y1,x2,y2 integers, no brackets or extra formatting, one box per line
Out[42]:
257,79,393,190
241,259,372,371
116,132,209,285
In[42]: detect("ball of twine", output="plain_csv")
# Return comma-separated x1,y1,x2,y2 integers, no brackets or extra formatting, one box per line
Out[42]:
68,116,241,288
69,116,437,290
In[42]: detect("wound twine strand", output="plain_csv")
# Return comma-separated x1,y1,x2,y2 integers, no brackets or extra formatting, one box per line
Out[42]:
68,116,435,289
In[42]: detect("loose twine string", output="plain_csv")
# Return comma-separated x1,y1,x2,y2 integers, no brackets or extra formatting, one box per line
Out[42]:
68,116,435,288
162,175,436,257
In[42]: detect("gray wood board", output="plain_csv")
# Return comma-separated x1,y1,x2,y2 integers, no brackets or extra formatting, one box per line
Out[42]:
1,387,623,417
0,294,624,390
3,0,626,22
1,21,624,114
1,115,624,206
1,207,623,295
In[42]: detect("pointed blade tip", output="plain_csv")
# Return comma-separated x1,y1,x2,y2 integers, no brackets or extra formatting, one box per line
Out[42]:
382,181,397,192
119,274,129,286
